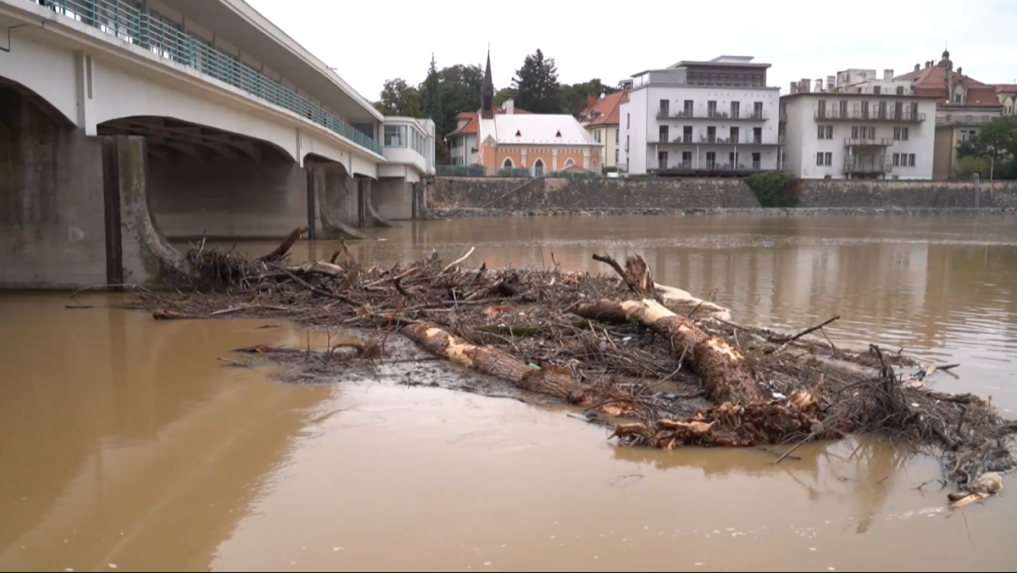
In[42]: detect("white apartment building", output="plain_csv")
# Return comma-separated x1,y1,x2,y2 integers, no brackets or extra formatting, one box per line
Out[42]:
781,71,938,179
618,56,783,176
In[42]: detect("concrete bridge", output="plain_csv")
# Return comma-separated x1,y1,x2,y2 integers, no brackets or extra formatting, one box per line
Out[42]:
0,0,434,288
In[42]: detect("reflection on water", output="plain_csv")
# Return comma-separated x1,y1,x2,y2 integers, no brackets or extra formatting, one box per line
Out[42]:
0,215,1015,571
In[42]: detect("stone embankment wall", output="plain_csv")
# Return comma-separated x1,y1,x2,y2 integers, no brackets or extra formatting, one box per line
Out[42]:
427,177,1017,217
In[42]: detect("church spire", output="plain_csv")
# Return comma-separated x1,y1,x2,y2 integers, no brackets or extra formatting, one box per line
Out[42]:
481,47,495,119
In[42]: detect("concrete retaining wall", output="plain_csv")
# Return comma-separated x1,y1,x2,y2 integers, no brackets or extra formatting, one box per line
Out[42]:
428,177,762,211
429,176,1017,214
797,180,1017,209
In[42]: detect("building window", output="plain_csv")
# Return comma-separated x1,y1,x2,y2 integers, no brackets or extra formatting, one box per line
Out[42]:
595,130,601,143
626,113,630,128
659,125,669,142
615,130,619,143
894,127,909,141
683,126,693,142
660,99,670,116
874,86,882,94
564,159,576,168
731,101,740,118
753,127,762,144
658,151,668,169
753,101,763,119
706,151,716,168
817,125,833,140
752,152,761,169
954,93,962,104
707,101,718,117
384,125,405,147
896,86,905,95
816,152,832,166
909,153,916,167
707,126,716,143
731,127,740,143
615,149,619,164
683,100,694,116
533,159,545,176
503,158,514,168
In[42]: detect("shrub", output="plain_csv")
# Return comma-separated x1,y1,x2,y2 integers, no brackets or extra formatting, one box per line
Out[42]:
745,172,798,207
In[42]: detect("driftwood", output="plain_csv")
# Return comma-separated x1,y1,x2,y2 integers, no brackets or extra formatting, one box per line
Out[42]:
574,299,763,405
403,322,595,405
131,232,1016,504
259,226,307,262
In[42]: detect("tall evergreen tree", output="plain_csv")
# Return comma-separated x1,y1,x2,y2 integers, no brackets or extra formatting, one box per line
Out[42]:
511,49,561,114
421,54,443,128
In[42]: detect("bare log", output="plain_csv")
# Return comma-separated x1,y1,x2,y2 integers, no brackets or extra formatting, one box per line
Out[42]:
574,299,764,405
403,322,593,405
259,226,308,262
592,253,660,301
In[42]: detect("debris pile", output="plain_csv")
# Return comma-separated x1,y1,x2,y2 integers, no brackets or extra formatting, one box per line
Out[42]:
133,228,1015,504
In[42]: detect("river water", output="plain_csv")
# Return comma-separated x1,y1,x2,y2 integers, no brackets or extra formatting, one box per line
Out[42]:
1,215,1015,571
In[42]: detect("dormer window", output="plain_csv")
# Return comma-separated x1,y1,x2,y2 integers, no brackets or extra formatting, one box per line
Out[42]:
515,130,522,137
555,131,562,138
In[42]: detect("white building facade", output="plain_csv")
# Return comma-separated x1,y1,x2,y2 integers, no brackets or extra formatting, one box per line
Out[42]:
618,56,783,176
781,72,938,179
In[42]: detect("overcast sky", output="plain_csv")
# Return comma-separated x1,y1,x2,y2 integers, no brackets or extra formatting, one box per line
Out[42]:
247,0,1016,102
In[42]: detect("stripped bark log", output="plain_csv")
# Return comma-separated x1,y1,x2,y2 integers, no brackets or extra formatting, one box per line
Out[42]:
574,299,764,405
403,322,594,405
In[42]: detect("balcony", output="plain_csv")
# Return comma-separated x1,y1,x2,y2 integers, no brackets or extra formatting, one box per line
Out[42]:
699,135,732,144
651,161,771,174
844,137,894,147
815,109,926,123
651,135,697,144
936,114,999,126
656,108,767,121
843,159,893,174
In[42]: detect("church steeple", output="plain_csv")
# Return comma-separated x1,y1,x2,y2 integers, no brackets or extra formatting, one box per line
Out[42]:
481,48,495,119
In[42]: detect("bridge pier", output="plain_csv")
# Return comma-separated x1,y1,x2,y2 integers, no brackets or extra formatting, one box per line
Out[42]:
0,87,106,289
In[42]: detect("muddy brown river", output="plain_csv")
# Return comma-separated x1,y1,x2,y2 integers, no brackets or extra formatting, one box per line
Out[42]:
2,215,1016,571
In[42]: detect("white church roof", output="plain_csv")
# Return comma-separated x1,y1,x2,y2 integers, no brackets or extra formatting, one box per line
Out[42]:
483,114,598,146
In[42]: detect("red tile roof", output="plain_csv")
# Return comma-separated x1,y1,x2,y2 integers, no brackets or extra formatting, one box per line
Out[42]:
994,84,1017,94
448,107,531,137
894,65,1002,108
580,92,628,127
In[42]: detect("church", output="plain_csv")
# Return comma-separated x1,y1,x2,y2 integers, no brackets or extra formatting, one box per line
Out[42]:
446,53,602,175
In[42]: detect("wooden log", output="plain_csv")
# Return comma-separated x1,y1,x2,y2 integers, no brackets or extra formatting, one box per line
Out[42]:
259,226,308,262
403,322,593,405
574,299,764,405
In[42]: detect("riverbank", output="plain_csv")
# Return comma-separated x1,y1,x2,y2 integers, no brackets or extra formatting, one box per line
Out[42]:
425,206,1017,219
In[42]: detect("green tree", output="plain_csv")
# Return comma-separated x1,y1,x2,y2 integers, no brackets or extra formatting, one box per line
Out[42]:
511,49,561,114
953,156,992,180
558,79,620,116
495,87,515,107
956,117,1017,179
421,54,442,127
374,78,422,117
432,63,484,138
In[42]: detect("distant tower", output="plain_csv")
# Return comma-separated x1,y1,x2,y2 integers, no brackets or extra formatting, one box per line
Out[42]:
481,49,495,119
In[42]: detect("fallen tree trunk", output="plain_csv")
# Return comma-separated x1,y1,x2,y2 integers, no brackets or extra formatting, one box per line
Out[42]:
574,299,764,405
403,322,594,405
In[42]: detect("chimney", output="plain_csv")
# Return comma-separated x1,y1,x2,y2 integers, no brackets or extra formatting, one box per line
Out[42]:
505,98,514,115
587,94,597,109
826,76,835,92
884,69,894,81
915,63,920,71
800,78,811,93
815,78,823,92
790,82,799,95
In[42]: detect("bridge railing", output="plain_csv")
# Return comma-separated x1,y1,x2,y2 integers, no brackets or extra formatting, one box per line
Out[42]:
35,0,383,155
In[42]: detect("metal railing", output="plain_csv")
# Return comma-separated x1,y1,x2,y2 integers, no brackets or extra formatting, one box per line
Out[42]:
843,159,893,173
936,114,998,125
657,108,767,120
844,137,894,146
35,0,383,155
815,108,926,123
651,160,771,172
